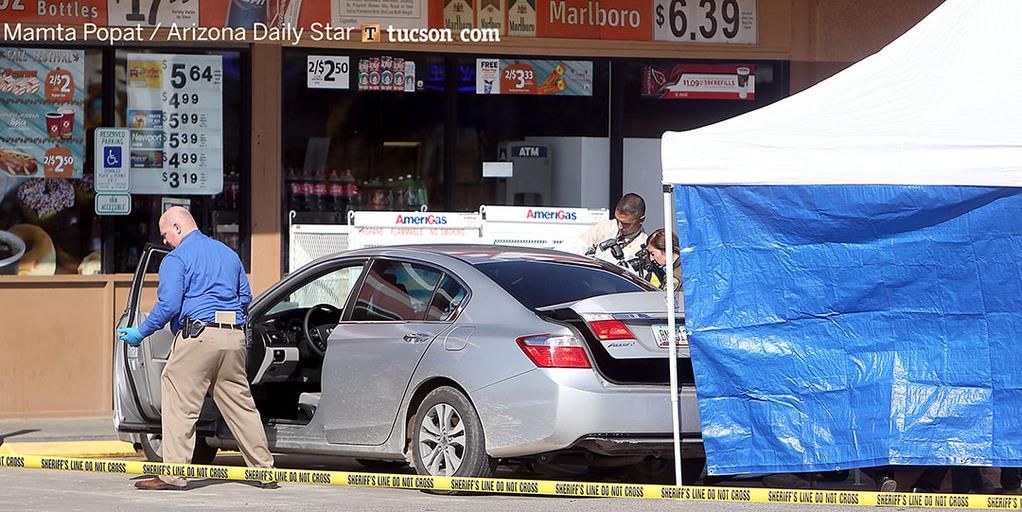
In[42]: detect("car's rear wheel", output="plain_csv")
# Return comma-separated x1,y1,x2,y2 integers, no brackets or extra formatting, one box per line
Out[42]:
140,433,218,465
411,387,494,481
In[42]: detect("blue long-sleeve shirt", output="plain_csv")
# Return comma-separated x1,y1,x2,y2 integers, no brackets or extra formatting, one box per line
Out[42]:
139,230,252,337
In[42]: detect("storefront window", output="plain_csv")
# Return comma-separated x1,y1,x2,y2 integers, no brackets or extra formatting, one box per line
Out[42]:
455,56,610,210
281,51,611,220
108,49,250,273
0,46,249,276
621,59,789,137
282,49,445,225
617,59,789,228
0,48,103,276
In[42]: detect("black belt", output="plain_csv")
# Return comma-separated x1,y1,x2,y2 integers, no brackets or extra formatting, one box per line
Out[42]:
206,322,244,330
182,318,244,339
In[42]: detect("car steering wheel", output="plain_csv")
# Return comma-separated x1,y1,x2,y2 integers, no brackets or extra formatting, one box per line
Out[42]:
302,304,342,357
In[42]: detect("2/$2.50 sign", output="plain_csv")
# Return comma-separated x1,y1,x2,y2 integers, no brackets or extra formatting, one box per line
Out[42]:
653,0,757,44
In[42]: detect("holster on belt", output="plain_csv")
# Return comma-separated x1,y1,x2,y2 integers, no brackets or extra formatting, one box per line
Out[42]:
182,318,205,339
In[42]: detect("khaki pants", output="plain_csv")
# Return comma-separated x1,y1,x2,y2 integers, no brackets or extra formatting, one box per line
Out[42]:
159,326,273,486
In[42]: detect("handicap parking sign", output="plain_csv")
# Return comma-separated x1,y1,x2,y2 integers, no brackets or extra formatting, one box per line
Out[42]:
104,146,122,168
94,128,130,193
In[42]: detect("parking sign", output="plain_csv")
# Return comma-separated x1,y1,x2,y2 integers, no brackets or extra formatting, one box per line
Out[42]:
94,128,130,194
104,146,122,168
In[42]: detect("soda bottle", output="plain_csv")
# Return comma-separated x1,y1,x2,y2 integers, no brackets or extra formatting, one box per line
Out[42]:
289,169,305,211
413,175,428,208
395,176,408,209
403,173,417,208
341,169,359,212
310,168,327,212
328,168,345,213
368,177,385,210
226,0,266,29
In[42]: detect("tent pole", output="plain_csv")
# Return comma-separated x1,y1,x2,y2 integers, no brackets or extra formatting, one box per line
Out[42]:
663,184,683,486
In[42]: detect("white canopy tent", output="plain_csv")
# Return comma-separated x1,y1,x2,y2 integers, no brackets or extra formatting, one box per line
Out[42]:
659,0,1022,484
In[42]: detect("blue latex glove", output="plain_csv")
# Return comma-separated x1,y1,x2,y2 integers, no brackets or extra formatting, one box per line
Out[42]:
117,327,144,346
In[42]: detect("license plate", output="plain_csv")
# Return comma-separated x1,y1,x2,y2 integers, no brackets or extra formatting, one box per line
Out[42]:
653,324,687,348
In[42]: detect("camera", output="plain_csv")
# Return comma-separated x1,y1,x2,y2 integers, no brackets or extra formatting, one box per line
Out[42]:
598,238,625,262
628,244,665,282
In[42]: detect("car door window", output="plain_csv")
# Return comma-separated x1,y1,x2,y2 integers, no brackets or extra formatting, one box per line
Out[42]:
424,275,468,322
267,263,366,315
126,246,168,324
351,260,442,321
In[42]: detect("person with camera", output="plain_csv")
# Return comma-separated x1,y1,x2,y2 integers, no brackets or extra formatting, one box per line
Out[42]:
567,193,648,267
643,228,682,291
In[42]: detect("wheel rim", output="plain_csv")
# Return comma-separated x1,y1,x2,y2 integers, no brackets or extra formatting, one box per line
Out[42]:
418,403,466,476
147,434,163,459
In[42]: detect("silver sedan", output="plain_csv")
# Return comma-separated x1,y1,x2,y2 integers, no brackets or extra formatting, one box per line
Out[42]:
114,244,701,480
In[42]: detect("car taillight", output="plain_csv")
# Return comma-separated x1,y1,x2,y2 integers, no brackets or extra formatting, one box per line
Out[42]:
584,314,636,341
516,334,591,368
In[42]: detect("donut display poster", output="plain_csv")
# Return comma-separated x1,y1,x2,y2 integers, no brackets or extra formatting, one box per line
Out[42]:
126,53,224,195
0,48,86,180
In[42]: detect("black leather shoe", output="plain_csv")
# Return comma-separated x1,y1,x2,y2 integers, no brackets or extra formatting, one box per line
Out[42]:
135,477,187,491
255,481,279,489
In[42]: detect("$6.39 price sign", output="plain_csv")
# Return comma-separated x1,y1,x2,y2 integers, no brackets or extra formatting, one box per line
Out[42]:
653,0,757,44
127,53,223,195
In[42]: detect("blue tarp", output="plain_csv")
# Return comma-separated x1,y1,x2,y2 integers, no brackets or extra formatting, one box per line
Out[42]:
676,185,1022,475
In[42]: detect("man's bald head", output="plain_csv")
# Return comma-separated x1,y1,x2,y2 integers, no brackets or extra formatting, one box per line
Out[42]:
159,206,198,248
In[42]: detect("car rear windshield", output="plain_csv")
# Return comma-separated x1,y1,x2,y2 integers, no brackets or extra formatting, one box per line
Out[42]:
475,260,651,309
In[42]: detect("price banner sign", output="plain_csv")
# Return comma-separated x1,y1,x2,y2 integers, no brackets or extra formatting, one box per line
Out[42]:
476,58,593,96
642,63,756,100
127,53,223,195
0,47,85,179
107,0,200,27
307,55,351,89
653,0,757,44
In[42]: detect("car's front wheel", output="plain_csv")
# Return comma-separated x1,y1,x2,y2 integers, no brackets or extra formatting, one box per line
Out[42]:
411,386,494,480
139,433,218,465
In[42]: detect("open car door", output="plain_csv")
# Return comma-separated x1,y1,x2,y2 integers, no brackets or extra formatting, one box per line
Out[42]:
112,243,219,434
113,243,171,432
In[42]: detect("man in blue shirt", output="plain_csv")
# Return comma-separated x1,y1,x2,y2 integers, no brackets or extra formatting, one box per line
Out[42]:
118,207,275,490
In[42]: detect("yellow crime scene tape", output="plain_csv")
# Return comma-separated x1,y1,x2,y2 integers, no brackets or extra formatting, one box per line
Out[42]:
1,454,1019,510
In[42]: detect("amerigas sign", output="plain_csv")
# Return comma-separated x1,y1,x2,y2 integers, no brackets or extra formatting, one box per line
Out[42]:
349,211,482,230
526,209,578,221
396,214,448,225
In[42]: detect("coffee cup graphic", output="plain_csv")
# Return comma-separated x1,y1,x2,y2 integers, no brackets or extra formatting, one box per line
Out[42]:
58,107,75,140
736,66,752,99
46,112,63,139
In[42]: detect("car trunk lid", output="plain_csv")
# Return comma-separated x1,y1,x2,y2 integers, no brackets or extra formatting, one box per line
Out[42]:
538,292,693,385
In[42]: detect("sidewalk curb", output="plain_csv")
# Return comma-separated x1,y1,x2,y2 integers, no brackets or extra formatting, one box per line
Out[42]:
0,441,138,458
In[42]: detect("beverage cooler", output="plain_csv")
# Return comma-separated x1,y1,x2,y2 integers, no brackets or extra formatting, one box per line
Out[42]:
285,167,430,224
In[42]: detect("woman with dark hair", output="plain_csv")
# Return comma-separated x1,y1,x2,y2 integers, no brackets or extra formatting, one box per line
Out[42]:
645,228,682,291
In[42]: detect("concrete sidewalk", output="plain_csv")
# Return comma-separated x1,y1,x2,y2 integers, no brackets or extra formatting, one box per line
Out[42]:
0,416,137,458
